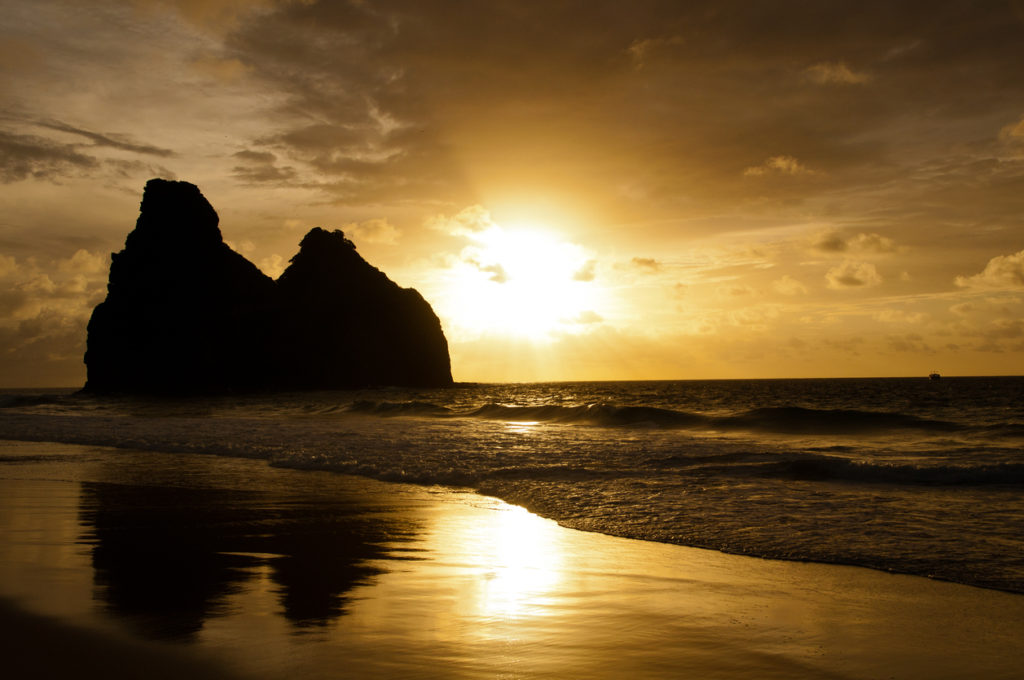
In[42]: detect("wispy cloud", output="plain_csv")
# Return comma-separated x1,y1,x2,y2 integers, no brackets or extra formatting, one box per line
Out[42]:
804,61,871,85
36,120,175,157
631,257,660,272
0,130,99,183
743,155,815,177
231,149,296,183
811,231,898,254
773,275,808,295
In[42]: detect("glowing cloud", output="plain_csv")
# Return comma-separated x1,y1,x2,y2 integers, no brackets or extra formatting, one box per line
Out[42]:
428,205,499,236
630,257,660,272
826,261,883,289
744,155,815,176
955,249,1024,289
345,218,400,245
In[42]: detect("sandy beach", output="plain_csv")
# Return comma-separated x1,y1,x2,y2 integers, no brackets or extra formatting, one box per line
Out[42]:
1,439,1022,680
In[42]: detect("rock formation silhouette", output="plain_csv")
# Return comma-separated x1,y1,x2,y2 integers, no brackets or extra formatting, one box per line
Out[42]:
84,179,453,393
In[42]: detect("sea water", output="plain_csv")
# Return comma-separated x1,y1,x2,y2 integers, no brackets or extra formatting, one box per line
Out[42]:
1,377,1022,593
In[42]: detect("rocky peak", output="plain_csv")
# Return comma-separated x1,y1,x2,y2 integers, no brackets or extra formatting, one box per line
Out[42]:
127,178,224,252
84,180,453,393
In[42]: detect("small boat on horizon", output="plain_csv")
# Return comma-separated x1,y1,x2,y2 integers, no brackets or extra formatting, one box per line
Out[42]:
928,371,941,380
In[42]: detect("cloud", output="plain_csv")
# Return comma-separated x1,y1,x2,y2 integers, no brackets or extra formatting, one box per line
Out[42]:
743,155,815,176
955,249,1024,289
465,260,507,284
0,254,17,278
0,251,108,383
886,333,931,353
344,218,400,245
427,205,498,236
129,0,276,33
826,261,882,289
0,130,99,183
850,233,898,253
58,249,106,275
231,149,297,183
190,54,249,81
804,61,871,85
811,231,898,254
773,275,808,295
0,119,179,184
1000,116,1024,141
103,158,177,180
627,35,684,70
210,0,1024,220
258,253,286,278
631,257,660,272
572,259,597,282
35,120,175,157
874,309,926,323
987,318,1023,339
949,302,974,315
728,305,780,330
812,231,848,252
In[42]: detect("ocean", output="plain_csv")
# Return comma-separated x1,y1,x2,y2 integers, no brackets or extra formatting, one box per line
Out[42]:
2,377,1022,594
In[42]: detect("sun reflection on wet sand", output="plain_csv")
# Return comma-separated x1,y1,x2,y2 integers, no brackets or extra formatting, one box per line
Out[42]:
450,501,563,623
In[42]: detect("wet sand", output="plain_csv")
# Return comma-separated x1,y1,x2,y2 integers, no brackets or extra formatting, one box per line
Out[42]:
1,439,1023,679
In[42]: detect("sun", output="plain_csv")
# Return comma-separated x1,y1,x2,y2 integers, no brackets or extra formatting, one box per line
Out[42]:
438,222,603,340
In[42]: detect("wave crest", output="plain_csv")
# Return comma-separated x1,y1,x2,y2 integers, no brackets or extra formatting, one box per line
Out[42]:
353,399,964,435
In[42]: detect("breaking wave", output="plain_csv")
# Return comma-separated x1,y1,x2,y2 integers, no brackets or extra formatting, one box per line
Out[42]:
347,400,966,435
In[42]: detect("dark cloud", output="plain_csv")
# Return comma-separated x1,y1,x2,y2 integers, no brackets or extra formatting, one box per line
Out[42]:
216,0,1024,224
104,158,177,180
813,233,850,253
231,149,297,183
813,231,898,254
0,130,99,182
234,149,277,163
0,118,179,184
36,120,175,157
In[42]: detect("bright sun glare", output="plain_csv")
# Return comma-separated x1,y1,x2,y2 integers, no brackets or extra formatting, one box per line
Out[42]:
441,223,602,340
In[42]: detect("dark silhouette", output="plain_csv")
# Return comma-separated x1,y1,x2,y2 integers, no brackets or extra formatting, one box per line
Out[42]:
78,480,414,638
84,178,453,393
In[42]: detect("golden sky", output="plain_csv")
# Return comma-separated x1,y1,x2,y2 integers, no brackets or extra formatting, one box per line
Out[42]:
2,1,1023,385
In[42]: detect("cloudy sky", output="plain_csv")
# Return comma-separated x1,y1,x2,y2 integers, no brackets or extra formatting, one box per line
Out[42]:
2,0,1023,385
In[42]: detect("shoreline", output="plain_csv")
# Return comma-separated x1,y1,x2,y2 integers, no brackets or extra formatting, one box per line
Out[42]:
2,440,1024,679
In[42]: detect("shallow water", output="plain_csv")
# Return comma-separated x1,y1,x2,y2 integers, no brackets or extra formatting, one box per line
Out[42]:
1,377,1022,592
